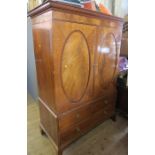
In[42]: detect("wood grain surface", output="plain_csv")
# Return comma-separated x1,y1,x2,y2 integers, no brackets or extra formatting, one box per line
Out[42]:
29,1,123,154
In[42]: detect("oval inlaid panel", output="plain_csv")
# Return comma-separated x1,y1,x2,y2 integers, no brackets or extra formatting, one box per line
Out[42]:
98,33,117,89
61,31,90,103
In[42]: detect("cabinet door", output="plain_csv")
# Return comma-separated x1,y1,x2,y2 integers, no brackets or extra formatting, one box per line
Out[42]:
52,20,96,113
94,26,122,97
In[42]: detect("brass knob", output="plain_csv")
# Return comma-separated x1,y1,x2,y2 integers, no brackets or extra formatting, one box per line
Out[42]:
76,127,80,132
38,44,41,48
64,65,68,69
104,100,108,104
76,113,80,119
104,110,107,115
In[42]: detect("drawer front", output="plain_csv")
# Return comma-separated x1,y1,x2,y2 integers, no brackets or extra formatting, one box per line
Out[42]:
60,118,93,148
92,103,114,126
92,98,109,113
59,104,92,132
59,100,114,148
60,125,81,147
92,97,115,114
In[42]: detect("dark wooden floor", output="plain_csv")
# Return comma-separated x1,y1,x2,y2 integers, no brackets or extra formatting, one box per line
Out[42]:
27,94,128,155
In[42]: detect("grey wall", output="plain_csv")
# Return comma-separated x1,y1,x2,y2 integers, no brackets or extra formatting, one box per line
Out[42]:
96,0,128,18
113,0,128,18
27,17,38,100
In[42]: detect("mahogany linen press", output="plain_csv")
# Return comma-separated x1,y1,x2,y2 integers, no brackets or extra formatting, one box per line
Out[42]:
28,1,123,154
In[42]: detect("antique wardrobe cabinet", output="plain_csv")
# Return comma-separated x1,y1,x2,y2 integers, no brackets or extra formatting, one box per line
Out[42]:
29,1,123,155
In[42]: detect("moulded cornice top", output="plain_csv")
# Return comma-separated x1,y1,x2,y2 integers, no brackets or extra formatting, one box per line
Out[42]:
28,0,123,22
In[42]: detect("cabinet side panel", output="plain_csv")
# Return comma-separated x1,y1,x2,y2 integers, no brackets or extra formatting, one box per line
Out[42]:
32,18,56,112
39,99,58,145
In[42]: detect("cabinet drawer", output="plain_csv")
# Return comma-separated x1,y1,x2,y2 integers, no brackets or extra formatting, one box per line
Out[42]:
59,104,92,132
60,104,114,147
92,98,109,113
92,104,114,126
60,124,81,147
60,118,93,147
92,97,115,114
